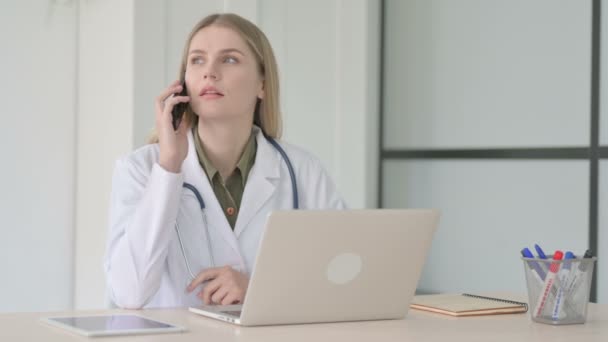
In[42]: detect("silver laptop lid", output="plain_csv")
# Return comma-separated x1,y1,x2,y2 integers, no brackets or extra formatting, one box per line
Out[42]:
239,209,439,326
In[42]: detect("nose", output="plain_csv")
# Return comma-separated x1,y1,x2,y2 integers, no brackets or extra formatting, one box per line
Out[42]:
204,62,219,80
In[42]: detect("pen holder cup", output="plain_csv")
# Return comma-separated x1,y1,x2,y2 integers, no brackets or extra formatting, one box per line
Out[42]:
522,256,597,325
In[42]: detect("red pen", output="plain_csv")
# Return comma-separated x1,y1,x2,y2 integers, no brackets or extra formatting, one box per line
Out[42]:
533,250,564,318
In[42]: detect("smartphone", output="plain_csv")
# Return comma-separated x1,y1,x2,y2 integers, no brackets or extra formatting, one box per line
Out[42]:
171,82,189,130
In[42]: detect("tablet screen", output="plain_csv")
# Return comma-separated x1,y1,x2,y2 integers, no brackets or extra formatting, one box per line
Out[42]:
44,314,184,336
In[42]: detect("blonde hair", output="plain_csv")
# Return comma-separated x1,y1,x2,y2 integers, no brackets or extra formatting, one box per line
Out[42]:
148,13,282,143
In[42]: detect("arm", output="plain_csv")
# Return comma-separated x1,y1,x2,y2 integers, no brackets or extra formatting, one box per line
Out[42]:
104,158,183,308
104,80,191,308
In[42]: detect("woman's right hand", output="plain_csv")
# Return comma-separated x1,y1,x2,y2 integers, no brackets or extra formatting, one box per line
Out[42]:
155,80,191,173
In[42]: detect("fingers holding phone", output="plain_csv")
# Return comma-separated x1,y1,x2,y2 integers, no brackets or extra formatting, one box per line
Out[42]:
155,80,191,173
171,82,189,130
156,81,189,129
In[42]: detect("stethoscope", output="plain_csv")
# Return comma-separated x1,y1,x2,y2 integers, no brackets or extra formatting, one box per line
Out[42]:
175,136,299,280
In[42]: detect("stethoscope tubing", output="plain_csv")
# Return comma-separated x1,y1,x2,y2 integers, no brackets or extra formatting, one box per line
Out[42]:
175,137,297,280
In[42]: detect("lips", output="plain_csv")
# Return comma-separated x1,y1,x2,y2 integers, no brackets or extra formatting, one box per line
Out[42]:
199,86,224,97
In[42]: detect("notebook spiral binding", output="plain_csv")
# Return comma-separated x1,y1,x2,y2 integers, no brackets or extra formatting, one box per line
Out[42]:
462,293,529,312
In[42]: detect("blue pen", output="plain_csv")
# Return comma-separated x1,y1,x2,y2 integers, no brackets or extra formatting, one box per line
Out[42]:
534,244,552,274
534,244,548,259
521,247,546,280
563,251,575,270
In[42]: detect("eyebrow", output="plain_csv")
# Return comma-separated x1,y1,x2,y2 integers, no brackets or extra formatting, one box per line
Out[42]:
188,48,245,56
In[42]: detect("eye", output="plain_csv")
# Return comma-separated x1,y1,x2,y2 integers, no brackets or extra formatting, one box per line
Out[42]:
191,56,204,65
224,56,238,64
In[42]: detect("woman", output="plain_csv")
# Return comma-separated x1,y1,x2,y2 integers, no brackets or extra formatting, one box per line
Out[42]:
104,13,345,309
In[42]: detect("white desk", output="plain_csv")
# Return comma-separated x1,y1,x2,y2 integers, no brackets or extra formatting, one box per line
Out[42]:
1,303,607,342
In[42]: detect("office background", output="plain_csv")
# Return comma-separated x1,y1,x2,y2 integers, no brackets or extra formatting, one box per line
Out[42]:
0,0,604,312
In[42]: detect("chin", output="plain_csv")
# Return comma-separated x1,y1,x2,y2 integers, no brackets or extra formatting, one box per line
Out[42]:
192,108,223,120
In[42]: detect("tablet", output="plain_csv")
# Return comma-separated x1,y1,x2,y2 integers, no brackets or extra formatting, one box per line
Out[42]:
41,314,186,337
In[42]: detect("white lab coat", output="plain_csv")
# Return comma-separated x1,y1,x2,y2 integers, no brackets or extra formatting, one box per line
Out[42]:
104,126,346,309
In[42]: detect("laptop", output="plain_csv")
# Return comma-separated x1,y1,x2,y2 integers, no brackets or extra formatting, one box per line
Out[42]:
189,209,439,326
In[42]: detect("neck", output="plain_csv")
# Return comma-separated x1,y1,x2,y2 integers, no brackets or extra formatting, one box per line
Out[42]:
197,117,253,181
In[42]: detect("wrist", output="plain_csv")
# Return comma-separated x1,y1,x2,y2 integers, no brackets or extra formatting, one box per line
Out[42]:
159,158,182,173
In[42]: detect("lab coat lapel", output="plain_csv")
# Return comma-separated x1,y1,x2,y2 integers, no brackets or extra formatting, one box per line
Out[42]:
182,131,242,259
234,129,281,237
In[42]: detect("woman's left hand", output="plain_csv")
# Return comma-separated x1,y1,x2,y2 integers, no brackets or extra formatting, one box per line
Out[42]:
187,266,249,305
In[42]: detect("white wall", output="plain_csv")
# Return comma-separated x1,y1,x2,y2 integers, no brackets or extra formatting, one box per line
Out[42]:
384,0,591,149
74,0,135,310
256,0,380,208
383,0,606,301
133,0,167,146
0,1,77,312
600,161,607,304
385,160,589,294
73,0,379,310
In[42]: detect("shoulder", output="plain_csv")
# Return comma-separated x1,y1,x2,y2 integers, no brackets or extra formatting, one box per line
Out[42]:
269,139,326,173
273,140,315,162
269,138,346,209
252,125,324,172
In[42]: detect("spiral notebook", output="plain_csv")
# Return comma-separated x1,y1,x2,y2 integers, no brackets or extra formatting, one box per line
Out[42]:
410,294,528,317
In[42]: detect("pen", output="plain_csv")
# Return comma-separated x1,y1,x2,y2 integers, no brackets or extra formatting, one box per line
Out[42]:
552,251,574,320
583,249,593,260
567,249,594,299
534,244,551,274
533,250,563,318
521,248,546,281
534,244,548,259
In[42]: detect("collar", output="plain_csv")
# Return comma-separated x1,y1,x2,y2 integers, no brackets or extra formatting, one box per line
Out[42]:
192,125,257,186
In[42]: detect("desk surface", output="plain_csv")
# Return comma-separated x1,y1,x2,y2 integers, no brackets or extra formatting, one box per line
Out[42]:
2,302,607,342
